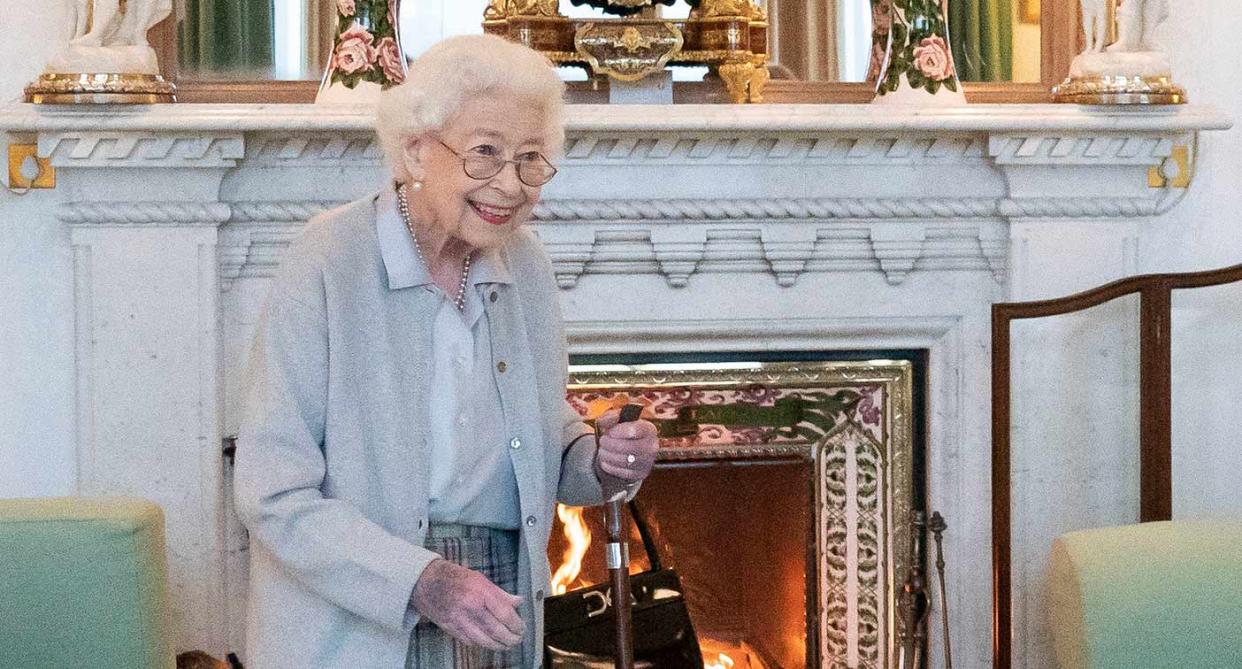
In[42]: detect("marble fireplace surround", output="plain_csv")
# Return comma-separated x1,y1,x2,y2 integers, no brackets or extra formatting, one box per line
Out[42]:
0,102,1230,668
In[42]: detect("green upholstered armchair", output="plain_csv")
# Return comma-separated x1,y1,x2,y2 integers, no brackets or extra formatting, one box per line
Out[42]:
0,496,175,669
1047,519,1242,669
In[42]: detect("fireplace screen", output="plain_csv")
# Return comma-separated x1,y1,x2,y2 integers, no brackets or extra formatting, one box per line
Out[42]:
553,360,919,669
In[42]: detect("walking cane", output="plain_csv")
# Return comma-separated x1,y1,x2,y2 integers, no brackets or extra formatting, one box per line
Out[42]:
598,403,644,669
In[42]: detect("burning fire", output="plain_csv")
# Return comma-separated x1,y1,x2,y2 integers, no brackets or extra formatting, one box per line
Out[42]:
700,638,767,669
548,505,756,669
550,395,654,596
550,504,592,595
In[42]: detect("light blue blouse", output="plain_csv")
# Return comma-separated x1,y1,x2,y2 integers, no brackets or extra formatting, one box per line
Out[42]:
374,189,520,528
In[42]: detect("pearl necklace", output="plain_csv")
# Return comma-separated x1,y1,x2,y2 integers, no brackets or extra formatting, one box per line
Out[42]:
396,182,472,311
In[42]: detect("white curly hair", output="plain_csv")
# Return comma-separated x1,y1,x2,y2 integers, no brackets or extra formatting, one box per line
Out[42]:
375,34,566,185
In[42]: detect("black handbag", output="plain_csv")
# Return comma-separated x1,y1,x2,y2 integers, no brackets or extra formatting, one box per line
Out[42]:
543,501,702,668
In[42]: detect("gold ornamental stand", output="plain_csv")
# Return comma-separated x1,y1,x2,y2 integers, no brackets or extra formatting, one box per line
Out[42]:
25,72,176,104
1052,74,1186,105
482,0,769,103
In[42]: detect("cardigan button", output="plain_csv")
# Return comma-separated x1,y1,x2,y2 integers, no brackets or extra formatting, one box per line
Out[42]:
497,361,507,373
489,291,499,303
510,437,521,450
535,589,545,601
525,515,537,527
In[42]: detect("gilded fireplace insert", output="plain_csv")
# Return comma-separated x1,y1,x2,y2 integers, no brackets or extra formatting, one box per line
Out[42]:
555,359,918,669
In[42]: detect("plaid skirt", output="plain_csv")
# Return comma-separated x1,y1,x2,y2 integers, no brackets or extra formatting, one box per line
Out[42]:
407,524,523,669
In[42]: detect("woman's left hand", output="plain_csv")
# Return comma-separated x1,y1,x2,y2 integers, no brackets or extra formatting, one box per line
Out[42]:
594,409,659,484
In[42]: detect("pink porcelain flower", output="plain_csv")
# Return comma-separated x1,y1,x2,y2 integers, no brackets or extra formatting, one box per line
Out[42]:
376,37,405,83
333,23,375,75
337,0,355,16
912,35,953,81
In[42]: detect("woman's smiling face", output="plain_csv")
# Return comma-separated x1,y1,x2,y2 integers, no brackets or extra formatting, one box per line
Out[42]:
402,90,553,251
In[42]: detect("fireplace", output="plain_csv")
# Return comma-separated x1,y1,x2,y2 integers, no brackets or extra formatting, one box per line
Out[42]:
550,355,924,669
13,101,1217,666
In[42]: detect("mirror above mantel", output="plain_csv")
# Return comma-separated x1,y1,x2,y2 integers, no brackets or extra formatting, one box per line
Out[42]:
155,0,1075,104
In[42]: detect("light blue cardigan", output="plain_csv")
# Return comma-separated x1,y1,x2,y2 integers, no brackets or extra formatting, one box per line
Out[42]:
233,194,604,669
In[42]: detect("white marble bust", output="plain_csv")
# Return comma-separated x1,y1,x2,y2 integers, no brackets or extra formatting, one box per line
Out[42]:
46,0,173,75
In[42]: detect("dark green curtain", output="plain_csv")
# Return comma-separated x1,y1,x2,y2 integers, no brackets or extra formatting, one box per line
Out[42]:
179,0,275,76
949,0,1013,81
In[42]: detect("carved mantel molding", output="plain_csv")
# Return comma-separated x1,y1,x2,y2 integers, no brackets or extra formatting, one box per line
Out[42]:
5,103,1223,289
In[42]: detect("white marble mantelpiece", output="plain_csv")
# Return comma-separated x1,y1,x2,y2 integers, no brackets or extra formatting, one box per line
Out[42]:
0,102,1229,132
0,102,1231,668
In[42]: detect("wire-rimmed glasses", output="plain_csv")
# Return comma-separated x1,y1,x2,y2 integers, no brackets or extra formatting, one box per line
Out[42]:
436,137,558,187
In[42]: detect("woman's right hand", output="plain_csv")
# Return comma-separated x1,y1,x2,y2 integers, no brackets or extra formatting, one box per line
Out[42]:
409,558,525,650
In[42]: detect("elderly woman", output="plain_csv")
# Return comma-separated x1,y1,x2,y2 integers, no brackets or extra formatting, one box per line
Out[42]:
233,34,659,669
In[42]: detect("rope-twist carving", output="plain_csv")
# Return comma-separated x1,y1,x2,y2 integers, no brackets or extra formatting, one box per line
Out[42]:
57,202,232,224
533,198,1001,221
229,201,344,222
58,197,1163,226
997,198,1159,218
535,197,1162,221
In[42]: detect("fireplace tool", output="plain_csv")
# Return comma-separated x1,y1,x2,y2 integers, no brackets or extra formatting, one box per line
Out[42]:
928,512,953,669
897,510,954,669
898,510,930,669
601,403,644,669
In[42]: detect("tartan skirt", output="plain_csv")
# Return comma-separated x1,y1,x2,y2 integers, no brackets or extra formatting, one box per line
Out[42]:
407,524,523,669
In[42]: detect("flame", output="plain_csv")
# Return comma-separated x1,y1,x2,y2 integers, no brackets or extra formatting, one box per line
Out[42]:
548,509,746,669
701,638,763,669
550,504,592,595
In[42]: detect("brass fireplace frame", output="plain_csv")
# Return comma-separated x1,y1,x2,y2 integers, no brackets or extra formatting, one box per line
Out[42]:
567,359,918,668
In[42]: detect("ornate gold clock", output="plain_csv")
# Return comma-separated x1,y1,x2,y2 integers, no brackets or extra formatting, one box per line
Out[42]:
483,0,769,103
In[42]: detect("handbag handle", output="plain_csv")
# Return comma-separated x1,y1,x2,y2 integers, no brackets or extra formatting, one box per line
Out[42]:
627,499,664,572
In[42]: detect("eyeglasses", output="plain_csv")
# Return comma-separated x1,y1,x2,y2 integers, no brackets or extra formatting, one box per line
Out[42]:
435,137,558,187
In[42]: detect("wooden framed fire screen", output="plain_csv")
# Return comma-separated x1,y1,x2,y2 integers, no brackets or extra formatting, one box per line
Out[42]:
991,262,1242,669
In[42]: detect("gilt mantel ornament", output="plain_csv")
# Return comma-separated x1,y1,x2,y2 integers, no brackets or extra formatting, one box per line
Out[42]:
1053,0,1186,104
483,0,769,103
26,0,176,104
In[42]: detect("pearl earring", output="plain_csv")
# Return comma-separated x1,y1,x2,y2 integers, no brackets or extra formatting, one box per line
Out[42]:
411,180,423,191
